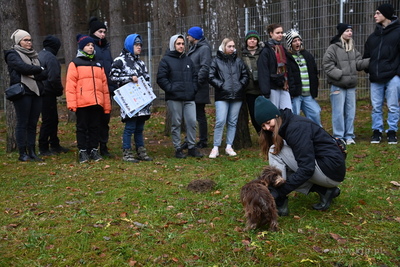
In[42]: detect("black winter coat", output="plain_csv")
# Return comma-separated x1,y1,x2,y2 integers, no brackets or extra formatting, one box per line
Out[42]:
91,36,118,93
157,50,198,101
4,49,46,95
276,109,346,196
286,49,319,98
187,38,212,104
209,50,249,101
364,18,400,83
38,48,64,97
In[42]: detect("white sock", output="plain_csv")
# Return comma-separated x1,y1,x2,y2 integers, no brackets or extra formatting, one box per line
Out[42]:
213,146,219,150
226,144,232,149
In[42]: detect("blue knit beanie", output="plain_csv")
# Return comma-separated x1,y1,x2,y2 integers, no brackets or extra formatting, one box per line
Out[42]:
76,34,94,50
188,27,204,40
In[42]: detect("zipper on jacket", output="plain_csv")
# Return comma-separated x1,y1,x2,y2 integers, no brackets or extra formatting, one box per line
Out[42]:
91,60,99,105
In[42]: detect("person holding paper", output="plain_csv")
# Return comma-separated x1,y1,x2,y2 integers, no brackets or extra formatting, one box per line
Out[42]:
109,34,153,162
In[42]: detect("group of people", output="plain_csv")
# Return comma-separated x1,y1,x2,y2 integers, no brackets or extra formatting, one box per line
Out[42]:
4,4,400,212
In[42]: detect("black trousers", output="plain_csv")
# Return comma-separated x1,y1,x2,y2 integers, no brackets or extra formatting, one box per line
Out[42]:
39,95,60,151
196,103,208,142
98,113,110,145
75,105,103,150
245,94,262,133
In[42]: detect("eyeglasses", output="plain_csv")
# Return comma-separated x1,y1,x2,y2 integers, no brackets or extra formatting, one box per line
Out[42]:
22,39,32,42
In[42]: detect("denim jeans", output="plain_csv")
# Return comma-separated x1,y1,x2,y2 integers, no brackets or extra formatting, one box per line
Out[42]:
122,116,147,149
269,144,340,194
291,95,322,127
213,100,242,147
167,100,197,149
330,85,356,140
270,89,292,110
370,75,400,132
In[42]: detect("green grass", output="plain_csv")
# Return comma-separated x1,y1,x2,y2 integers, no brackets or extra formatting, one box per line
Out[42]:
0,100,399,266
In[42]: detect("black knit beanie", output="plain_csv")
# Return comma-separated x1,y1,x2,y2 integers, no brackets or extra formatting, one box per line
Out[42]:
377,3,394,19
89,17,107,35
337,23,352,36
43,35,61,54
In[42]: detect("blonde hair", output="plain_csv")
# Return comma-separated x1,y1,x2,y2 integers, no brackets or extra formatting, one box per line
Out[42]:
219,37,234,54
258,117,284,160
341,36,354,52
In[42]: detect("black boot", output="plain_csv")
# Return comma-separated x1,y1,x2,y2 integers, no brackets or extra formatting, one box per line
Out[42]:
188,147,203,158
100,143,111,157
28,146,43,161
276,196,289,216
18,146,30,162
311,185,341,211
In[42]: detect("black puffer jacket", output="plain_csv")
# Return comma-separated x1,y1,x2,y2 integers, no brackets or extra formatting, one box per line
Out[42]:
157,50,198,101
209,50,249,101
276,109,346,196
4,49,46,95
286,49,319,98
38,47,63,97
364,18,400,83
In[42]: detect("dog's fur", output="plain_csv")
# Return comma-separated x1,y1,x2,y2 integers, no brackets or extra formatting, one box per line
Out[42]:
240,166,285,231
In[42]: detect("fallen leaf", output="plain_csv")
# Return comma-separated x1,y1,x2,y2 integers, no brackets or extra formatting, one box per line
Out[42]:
390,181,400,187
394,217,400,223
330,233,347,244
313,246,322,253
120,212,128,218
242,240,251,246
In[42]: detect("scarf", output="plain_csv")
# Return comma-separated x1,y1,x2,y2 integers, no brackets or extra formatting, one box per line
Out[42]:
13,45,41,96
269,39,288,90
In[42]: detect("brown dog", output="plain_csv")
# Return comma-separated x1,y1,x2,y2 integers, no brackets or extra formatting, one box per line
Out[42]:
240,166,285,231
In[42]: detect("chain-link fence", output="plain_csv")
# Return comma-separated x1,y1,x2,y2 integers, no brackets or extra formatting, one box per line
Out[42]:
2,1,399,110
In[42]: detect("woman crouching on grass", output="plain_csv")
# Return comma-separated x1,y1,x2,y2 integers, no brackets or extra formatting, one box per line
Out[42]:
254,96,346,215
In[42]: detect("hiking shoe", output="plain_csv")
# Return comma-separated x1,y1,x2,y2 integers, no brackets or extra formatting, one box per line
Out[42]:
370,130,382,144
209,148,219,159
78,150,89,163
188,147,203,158
225,147,237,156
346,138,356,145
175,148,187,159
90,148,103,162
136,146,153,161
387,130,397,144
195,141,208,148
50,146,70,154
123,149,139,163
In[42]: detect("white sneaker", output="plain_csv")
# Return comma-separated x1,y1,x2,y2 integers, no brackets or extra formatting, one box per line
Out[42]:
346,138,356,145
209,148,219,158
225,147,237,156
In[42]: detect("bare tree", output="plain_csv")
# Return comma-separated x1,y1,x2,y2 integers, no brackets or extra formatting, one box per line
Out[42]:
0,0,24,152
109,0,124,58
58,0,77,64
25,0,41,51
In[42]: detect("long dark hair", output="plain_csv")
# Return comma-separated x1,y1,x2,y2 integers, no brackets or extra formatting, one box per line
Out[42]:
258,117,284,160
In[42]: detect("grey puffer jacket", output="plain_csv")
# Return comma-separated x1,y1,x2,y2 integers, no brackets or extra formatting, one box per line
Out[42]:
209,50,249,101
323,39,369,89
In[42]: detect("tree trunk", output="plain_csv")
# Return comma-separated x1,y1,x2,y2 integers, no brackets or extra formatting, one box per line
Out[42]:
25,0,41,52
1,0,24,152
109,0,123,60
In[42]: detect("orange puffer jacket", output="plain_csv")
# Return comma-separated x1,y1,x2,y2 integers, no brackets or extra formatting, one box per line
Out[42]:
66,52,111,113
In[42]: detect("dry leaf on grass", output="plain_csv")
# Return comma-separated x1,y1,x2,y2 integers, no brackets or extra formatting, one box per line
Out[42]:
390,181,400,187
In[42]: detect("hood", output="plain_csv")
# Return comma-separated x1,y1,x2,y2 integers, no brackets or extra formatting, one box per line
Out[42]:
43,35,61,55
124,33,142,54
169,34,185,51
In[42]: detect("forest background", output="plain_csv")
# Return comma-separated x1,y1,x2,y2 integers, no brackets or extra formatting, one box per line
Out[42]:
0,0,399,151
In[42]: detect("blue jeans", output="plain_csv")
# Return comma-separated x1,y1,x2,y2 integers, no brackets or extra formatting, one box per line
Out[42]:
330,86,356,140
213,100,242,146
370,76,400,132
122,116,147,149
292,95,322,126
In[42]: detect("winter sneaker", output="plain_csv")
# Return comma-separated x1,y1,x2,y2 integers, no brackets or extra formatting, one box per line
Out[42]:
225,147,237,156
188,147,204,158
100,143,112,157
123,149,139,163
136,146,153,161
90,148,103,162
39,150,54,156
209,148,219,159
387,130,397,144
175,148,187,159
370,130,382,144
346,138,356,145
78,150,89,163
